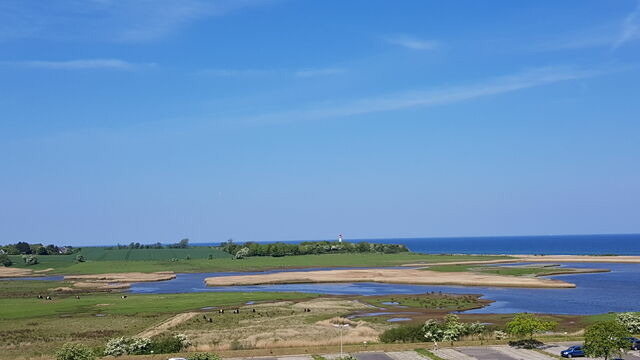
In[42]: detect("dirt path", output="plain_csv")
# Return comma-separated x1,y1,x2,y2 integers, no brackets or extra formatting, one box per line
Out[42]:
137,312,200,338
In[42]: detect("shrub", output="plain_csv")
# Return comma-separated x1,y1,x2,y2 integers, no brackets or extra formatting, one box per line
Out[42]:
149,334,190,354
0,254,12,267
494,330,508,339
22,254,39,265
55,343,96,360
104,337,151,356
508,339,544,349
75,255,85,262
188,353,222,360
422,314,487,343
617,312,640,333
380,324,425,343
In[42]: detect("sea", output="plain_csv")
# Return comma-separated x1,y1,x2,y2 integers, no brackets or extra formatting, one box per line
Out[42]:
196,233,640,255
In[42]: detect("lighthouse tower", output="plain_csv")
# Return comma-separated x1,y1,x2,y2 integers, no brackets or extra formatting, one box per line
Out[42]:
338,233,343,243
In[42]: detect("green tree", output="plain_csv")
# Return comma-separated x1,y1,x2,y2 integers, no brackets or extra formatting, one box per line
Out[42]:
584,320,630,360
55,343,96,360
75,254,85,262
15,242,31,254
505,313,557,340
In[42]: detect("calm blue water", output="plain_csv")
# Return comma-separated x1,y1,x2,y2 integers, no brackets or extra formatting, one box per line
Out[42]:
129,262,640,315
195,233,640,255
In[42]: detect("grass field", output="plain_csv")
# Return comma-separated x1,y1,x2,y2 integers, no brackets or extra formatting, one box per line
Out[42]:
362,294,484,311
0,279,77,298
7,251,514,275
0,291,317,320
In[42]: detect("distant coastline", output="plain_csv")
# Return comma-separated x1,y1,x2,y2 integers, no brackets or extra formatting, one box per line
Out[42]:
193,233,640,255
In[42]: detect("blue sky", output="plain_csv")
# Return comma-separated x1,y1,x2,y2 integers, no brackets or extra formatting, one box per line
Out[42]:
1,0,639,246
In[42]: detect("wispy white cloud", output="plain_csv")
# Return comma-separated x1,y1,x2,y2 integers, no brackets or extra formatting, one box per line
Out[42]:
245,66,606,124
613,2,640,49
539,2,640,51
197,67,346,78
7,59,153,70
294,68,346,77
197,68,275,77
383,34,438,50
0,0,278,42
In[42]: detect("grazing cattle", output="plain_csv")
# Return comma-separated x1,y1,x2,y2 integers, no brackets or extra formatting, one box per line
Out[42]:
252,308,256,313
218,309,224,314
203,315,208,320
37,295,43,299
46,296,52,300
75,296,80,300
208,318,213,323
121,295,127,299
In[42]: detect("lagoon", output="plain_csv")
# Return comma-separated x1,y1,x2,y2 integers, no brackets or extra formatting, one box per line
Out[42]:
128,262,640,315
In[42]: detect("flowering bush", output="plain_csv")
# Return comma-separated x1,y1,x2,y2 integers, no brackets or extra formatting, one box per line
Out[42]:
55,343,95,360
175,333,191,348
104,337,151,356
617,312,640,333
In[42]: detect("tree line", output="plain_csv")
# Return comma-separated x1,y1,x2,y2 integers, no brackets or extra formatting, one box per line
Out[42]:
106,238,190,250
1,242,79,256
219,240,408,258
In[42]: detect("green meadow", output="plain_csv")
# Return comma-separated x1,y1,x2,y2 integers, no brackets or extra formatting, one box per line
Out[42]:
8,249,513,275
0,291,316,320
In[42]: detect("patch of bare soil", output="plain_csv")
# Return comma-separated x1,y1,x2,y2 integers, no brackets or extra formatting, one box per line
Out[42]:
138,312,200,338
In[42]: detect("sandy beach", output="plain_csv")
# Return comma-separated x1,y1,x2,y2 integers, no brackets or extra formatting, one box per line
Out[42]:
205,268,576,288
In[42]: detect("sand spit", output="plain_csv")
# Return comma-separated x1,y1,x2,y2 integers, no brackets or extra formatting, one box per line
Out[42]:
205,268,575,288
0,267,35,278
64,271,176,283
63,271,176,289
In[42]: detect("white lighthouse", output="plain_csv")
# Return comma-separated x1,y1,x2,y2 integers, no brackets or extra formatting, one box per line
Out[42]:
338,233,343,243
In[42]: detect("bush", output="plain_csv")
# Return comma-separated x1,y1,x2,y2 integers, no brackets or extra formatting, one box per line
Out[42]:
617,312,640,333
494,330,508,339
75,255,85,262
22,254,39,265
0,254,12,267
508,339,544,349
380,325,425,343
149,334,191,354
104,337,151,356
55,343,96,360
188,353,222,360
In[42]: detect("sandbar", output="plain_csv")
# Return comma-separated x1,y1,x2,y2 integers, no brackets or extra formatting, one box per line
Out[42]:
64,271,176,283
205,268,575,288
